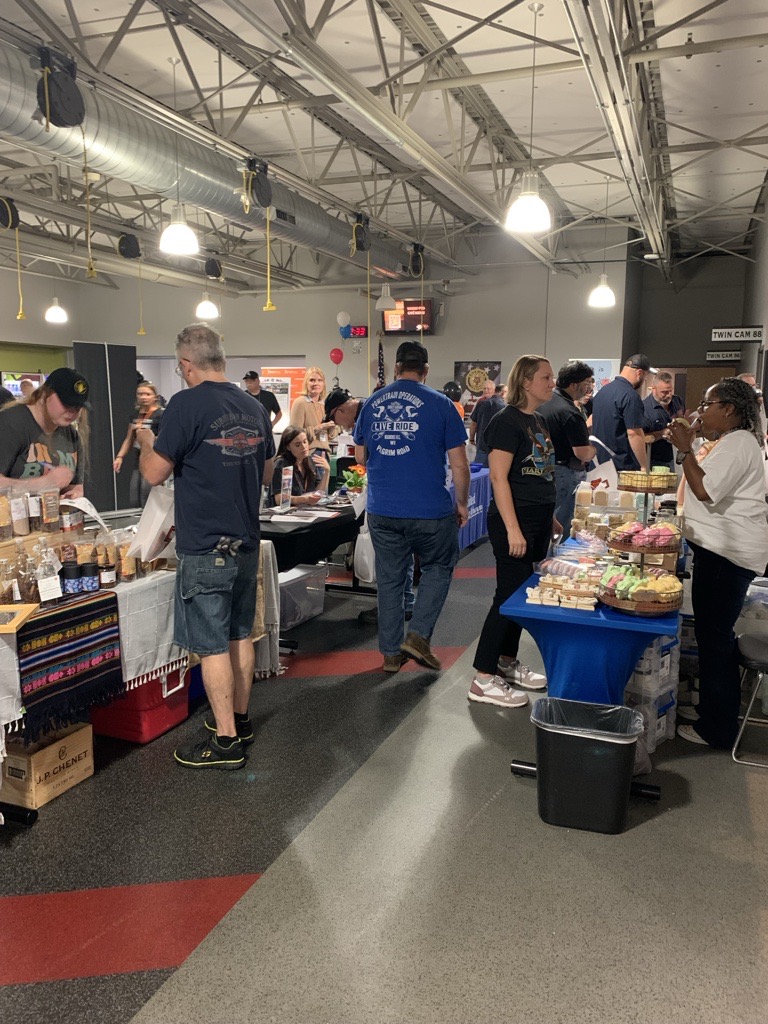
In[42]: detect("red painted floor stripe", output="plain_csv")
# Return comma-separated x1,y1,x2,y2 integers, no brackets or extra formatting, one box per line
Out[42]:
453,567,496,579
0,873,260,985
280,646,466,678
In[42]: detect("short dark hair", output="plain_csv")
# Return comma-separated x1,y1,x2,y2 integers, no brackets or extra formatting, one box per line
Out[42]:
557,361,594,390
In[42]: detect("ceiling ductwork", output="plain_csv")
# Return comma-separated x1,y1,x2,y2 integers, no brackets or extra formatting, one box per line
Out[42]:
0,38,438,281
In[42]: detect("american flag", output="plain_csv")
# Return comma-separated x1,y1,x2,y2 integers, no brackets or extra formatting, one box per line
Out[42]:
377,338,385,388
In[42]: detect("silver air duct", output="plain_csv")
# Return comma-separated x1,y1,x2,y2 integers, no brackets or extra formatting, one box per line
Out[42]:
0,40,421,279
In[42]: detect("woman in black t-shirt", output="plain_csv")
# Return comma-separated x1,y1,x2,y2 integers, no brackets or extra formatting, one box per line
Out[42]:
269,426,330,507
113,381,164,507
468,355,559,709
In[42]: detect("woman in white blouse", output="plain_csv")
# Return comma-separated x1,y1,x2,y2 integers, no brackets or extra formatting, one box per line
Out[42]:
667,377,768,748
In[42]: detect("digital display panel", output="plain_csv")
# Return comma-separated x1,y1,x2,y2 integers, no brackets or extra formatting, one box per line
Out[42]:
349,325,368,337
381,298,433,336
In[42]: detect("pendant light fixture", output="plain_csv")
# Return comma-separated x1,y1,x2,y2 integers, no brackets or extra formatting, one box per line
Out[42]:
196,291,219,319
375,283,397,311
159,58,199,257
44,297,68,324
588,177,616,309
504,3,551,236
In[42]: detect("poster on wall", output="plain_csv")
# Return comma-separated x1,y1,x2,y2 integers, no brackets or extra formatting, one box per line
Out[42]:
572,358,621,396
2,371,44,397
260,366,307,429
453,360,502,415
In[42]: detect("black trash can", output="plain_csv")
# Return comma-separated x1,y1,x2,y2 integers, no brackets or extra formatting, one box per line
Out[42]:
531,697,644,835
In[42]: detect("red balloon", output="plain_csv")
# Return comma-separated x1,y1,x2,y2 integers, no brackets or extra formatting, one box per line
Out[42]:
330,347,344,365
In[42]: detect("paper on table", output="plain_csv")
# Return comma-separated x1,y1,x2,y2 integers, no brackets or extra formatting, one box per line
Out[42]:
59,496,111,533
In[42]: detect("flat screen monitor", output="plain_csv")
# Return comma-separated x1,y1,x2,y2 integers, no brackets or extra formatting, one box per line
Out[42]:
381,298,433,336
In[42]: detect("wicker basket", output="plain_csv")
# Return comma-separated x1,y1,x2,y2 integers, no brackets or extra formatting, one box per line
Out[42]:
597,588,683,617
617,480,677,495
607,536,681,555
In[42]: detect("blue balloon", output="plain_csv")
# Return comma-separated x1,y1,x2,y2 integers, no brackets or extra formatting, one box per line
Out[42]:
340,324,352,339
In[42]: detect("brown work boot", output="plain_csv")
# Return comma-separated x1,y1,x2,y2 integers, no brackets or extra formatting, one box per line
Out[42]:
401,632,441,671
383,652,408,673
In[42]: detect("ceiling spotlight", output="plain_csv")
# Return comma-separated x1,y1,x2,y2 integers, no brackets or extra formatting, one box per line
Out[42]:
587,273,616,308
196,291,219,319
375,283,398,311
159,205,199,256
587,178,615,310
504,4,551,236
44,297,68,324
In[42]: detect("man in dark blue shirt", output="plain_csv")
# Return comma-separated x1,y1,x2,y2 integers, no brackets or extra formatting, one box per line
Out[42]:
642,372,684,470
469,380,504,465
592,354,657,471
139,323,275,771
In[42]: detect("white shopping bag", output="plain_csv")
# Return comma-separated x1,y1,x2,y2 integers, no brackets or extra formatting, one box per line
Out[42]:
586,436,619,491
353,512,376,584
126,486,175,561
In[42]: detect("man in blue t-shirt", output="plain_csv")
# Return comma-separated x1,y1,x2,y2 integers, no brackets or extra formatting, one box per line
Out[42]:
592,353,657,471
353,340,469,673
138,323,275,771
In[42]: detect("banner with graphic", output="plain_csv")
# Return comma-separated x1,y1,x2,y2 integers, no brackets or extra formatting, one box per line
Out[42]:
453,360,502,415
260,366,307,429
572,358,621,396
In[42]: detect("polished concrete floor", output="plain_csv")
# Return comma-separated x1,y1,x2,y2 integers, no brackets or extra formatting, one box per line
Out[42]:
3,541,768,1023
132,652,768,1024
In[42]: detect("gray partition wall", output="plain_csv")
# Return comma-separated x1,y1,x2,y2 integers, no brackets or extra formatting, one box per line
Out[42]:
73,341,137,513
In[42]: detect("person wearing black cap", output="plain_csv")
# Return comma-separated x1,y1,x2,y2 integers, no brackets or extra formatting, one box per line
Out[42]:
243,371,282,428
324,388,362,432
591,354,658,472
353,340,469,674
0,367,89,498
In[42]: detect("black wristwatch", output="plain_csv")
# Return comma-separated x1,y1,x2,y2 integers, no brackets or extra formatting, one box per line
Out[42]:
675,449,692,465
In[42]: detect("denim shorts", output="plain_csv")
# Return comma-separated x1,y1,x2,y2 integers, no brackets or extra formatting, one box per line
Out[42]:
174,548,259,656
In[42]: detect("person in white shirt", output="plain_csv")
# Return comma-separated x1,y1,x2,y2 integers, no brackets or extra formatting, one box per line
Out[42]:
666,377,768,749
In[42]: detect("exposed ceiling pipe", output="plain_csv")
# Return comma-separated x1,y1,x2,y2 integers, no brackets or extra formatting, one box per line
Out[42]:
562,0,669,274
0,232,248,295
0,36,450,280
217,0,565,274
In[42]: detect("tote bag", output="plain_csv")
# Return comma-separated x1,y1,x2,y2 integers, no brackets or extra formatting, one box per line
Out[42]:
127,486,175,561
353,512,376,584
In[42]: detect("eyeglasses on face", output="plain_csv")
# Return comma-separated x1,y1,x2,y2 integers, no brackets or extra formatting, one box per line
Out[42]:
174,362,185,378
698,399,724,409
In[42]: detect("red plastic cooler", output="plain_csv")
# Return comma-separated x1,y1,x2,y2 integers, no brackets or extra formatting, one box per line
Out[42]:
90,668,190,743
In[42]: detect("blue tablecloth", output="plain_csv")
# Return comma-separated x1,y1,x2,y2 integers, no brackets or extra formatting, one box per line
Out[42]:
449,466,490,551
501,574,679,704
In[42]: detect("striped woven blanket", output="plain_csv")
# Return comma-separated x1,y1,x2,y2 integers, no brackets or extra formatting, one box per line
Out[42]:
17,591,123,741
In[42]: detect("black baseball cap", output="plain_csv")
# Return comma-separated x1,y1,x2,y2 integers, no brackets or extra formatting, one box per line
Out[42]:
324,388,352,420
243,370,260,380
625,353,659,374
46,367,90,408
395,340,429,366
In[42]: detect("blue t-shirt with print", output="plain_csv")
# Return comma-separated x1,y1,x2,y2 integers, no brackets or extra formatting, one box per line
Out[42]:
154,381,275,555
353,380,467,518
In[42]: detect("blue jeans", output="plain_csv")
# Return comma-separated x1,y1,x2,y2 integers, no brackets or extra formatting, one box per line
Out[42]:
174,548,259,656
368,513,459,656
553,464,585,538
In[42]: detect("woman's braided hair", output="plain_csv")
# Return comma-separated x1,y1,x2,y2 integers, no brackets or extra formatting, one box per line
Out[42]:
712,376,765,448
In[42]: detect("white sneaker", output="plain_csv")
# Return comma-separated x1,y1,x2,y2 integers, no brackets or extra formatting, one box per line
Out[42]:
468,675,529,709
676,704,699,722
497,660,547,691
677,724,709,746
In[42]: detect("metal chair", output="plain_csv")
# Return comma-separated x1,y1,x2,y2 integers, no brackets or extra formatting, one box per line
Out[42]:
732,632,768,768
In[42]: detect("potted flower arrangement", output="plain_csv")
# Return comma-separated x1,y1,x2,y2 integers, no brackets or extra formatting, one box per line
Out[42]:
342,464,367,493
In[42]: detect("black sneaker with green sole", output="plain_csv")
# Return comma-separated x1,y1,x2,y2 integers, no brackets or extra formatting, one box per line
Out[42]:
204,712,254,746
174,734,246,770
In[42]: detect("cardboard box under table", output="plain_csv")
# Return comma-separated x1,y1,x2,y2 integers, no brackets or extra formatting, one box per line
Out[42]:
2,723,93,809
501,574,680,705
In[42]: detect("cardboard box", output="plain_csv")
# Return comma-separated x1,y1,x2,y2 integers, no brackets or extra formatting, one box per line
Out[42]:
1,723,93,809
